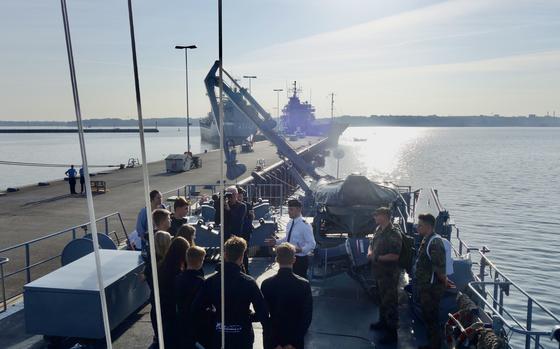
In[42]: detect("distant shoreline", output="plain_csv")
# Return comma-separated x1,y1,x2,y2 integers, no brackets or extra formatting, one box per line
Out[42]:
2,115,560,128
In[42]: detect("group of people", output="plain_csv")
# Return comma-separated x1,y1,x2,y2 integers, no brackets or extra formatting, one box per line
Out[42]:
368,207,454,348
135,189,315,349
134,188,449,348
64,164,85,195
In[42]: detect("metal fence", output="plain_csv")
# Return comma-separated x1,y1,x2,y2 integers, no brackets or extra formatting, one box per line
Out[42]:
161,183,286,217
456,227,560,349
0,212,128,313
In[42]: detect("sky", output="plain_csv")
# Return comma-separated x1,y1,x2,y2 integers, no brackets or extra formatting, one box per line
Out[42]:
0,0,559,121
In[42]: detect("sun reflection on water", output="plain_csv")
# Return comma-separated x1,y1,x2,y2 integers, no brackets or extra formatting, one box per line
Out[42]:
337,127,428,182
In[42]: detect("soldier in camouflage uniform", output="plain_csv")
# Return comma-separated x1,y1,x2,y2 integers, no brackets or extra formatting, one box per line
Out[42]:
415,213,454,349
368,206,402,344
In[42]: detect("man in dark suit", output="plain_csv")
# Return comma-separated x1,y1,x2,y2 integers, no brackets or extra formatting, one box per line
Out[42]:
261,242,313,349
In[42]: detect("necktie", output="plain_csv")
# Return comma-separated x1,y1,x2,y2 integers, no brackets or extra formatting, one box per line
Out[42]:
287,219,297,243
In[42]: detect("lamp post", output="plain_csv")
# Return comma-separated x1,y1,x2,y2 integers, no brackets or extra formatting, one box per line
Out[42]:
243,75,257,94
273,89,283,118
175,44,197,152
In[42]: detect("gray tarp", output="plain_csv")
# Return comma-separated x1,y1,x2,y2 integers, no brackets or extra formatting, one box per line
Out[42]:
312,175,399,234
313,175,398,207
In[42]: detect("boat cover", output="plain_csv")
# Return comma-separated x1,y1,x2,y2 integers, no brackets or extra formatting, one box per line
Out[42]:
313,175,398,207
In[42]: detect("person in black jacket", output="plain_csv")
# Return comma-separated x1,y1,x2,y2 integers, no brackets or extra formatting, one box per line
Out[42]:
192,236,269,349
175,246,206,349
261,242,313,349
158,237,190,348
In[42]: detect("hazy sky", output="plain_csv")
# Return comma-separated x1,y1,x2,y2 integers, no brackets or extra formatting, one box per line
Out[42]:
1,0,559,121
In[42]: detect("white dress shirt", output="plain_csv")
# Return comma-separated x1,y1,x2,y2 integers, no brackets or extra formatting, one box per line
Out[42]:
277,216,316,257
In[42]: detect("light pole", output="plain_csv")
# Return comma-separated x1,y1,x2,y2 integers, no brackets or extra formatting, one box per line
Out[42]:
273,89,283,118
175,44,197,152
243,75,257,94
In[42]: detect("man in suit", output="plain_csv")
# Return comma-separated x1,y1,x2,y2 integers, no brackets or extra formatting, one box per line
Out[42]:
261,242,313,349
267,199,316,279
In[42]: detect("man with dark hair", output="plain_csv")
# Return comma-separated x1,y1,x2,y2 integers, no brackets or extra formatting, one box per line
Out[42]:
193,236,269,349
135,190,164,244
262,243,313,349
367,206,402,344
65,165,77,194
268,199,316,279
415,213,454,349
170,197,190,236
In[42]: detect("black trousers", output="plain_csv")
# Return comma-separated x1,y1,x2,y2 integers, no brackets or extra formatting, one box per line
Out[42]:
80,178,85,193
69,178,77,194
293,255,309,279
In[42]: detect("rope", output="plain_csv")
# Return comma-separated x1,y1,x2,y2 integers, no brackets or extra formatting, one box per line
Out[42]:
127,1,165,347
218,1,226,348
59,1,112,347
0,160,122,168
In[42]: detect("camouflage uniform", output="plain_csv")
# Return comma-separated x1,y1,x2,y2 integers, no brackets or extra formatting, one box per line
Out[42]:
370,224,402,330
415,233,446,349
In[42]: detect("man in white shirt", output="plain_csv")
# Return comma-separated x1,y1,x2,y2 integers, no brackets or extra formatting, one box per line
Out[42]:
268,199,316,279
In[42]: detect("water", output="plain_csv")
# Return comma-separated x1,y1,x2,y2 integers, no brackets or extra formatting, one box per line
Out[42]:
0,126,216,190
322,127,560,343
2,125,559,343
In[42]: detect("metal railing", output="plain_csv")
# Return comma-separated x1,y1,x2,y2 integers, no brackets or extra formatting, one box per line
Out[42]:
455,227,560,349
0,212,128,312
0,257,8,313
162,183,287,217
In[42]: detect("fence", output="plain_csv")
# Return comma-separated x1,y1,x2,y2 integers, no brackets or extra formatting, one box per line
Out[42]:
0,212,128,312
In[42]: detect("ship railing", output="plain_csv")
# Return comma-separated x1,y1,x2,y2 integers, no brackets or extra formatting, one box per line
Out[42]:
455,227,560,349
161,182,287,218
0,212,128,313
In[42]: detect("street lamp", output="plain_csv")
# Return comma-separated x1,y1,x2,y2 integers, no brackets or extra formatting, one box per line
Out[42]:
175,44,197,152
273,89,283,118
243,75,257,94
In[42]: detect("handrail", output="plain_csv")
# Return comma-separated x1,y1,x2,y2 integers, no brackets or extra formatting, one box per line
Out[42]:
0,257,8,312
455,227,560,348
0,212,124,254
0,212,127,312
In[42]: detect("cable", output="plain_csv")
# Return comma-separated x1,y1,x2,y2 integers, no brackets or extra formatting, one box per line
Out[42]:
59,0,112,347
0,160,122,168
309,330,375,346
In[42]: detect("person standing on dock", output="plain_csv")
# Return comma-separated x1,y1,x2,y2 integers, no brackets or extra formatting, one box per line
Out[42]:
267,199,316,279
79,167,85,194
415,213,454,349
368,206,402,345
64,165,77,194
261,242,313,349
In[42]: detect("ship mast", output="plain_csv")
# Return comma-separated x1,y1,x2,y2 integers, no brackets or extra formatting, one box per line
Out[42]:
330,92,335,120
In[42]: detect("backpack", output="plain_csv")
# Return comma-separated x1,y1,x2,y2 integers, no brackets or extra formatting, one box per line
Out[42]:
398,229,415,274
426,234,454,276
